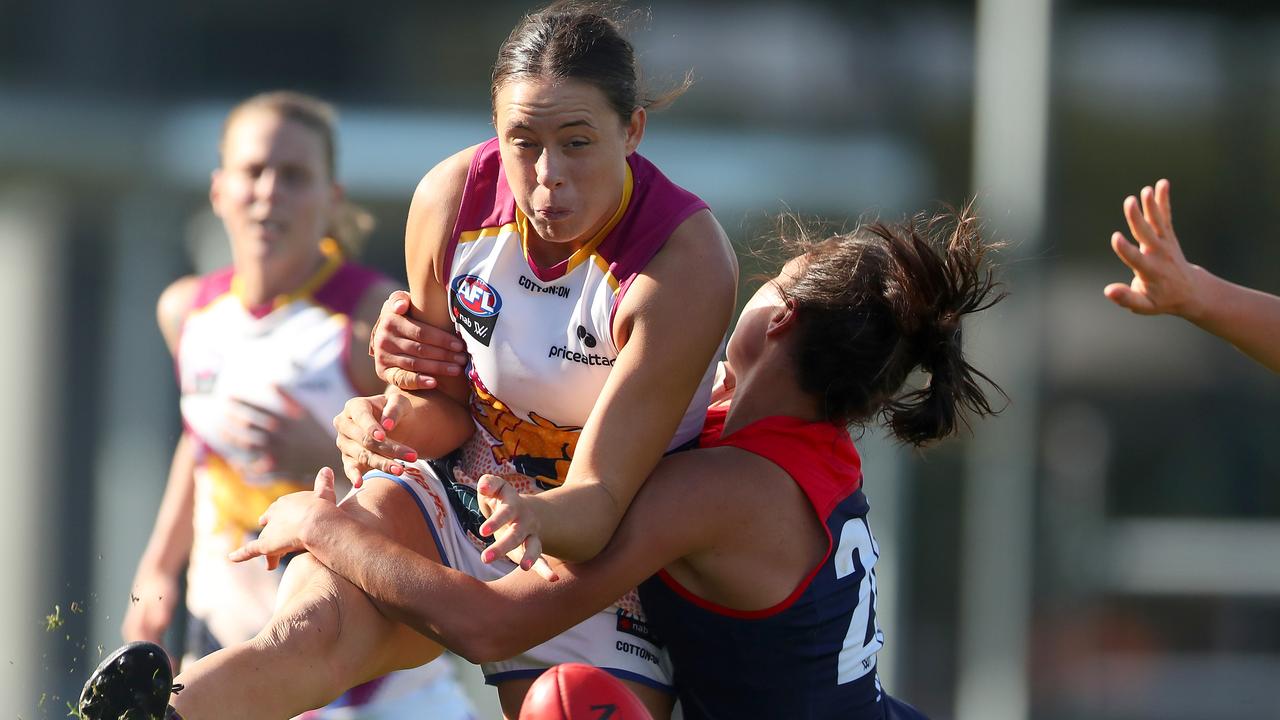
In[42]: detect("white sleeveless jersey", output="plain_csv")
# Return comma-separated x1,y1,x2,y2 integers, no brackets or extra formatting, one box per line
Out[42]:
178,246,376,642
432,138,719,543
174,243,472,718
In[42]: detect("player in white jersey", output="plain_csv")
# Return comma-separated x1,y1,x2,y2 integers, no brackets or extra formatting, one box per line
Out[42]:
81,6,735,719
119,91,473,720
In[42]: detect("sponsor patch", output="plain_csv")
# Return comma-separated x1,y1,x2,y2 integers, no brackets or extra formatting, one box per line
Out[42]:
450,274,502,346
616,609,660,645
518,274,570,299
548,345,615,366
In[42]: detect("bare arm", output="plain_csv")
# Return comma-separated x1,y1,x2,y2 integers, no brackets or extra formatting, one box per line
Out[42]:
122,278,201,645
385,152,478,450
331,149,480,481
1106,179,1280,373
298,449,731,663
485,210,738,564
122,433,198,646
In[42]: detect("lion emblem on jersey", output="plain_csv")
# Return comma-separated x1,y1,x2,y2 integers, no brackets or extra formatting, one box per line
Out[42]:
470,382,580,488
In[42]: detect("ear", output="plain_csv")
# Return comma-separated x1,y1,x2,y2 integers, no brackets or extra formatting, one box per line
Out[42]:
623,106,647,155
331,181,346,206
765,300,798,338
209,169,224,217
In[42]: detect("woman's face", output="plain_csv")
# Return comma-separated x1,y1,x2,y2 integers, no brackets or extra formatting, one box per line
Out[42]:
211,108,338,265
725,257,806,377
493,77,644,253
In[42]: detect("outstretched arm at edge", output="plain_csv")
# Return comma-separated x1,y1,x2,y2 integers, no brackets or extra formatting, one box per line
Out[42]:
1105,179,1280,373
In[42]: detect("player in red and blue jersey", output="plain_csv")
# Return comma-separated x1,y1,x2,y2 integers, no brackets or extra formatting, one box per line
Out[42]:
230,205,1004,718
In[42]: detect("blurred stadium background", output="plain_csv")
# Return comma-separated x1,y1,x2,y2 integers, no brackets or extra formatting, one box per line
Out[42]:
1,0,1278,718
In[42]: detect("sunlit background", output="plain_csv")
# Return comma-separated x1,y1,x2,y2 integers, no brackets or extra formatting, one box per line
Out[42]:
2,1,1278,718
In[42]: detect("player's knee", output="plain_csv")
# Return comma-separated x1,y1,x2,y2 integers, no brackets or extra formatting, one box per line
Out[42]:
254,560,357,687
340,478,434,553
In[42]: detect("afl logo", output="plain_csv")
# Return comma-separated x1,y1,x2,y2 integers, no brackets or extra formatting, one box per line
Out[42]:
452,275,502,317
450,274,503,346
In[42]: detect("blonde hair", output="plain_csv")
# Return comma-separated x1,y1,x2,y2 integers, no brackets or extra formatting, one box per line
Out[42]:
220,91,375,257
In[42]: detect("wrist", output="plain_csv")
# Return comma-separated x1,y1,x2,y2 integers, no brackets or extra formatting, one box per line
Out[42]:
1179,264,1220,325
299,502,341,552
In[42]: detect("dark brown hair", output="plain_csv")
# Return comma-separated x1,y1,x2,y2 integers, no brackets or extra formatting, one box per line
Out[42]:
776,204,1006,445
491,1,691,123
220,91,374,256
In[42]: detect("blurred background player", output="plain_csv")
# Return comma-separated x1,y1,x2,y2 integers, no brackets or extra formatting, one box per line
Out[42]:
119,90,474,719
1105,178,1280,373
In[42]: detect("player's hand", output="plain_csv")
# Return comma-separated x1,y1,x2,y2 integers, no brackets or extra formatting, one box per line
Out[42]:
229,467,339,570
120,570,179,646
332,387,418,487
476,474,559,582
223,386,334,482
371,290,469,391
1104,179,1206,320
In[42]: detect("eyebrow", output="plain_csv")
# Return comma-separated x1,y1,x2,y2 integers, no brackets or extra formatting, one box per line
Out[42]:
506,118,597,132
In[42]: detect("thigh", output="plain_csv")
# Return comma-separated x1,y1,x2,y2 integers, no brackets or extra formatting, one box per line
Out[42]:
339,473,445,559
274,552,445,684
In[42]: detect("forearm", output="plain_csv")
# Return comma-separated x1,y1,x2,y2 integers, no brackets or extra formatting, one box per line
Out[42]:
137,435,198,577
525,482,621,563
1186,267,1280,373
300,510,549,662
393,387,475,459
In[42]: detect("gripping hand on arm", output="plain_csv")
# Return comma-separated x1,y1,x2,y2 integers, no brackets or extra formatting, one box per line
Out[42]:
228,467,341,571
332,149,485,486
475,474,560,581
1105,179,1280,372
370,289,470,391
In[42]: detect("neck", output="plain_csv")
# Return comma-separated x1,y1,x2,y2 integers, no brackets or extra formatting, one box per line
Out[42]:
525,237,582,269
235,246,327,307
721,353,822,437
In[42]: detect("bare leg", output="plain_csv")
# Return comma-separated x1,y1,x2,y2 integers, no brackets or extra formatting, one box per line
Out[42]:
168,480,445,720
496,676,674,719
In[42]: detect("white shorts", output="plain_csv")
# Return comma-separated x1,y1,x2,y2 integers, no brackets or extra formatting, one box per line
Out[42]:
296,654,476,720
360,464,674,693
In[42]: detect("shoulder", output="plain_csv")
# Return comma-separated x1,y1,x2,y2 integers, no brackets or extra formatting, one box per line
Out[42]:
156,275,202,354
641,446,785,518
622,446,797,555
410,144,482,232
618,209,737,333
652,210,736,293
406,144,484,285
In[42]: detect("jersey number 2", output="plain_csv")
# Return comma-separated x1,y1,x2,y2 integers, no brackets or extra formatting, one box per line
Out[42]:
834,517,884,685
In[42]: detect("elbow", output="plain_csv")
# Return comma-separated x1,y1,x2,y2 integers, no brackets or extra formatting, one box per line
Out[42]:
449,624,520,665
547,487,619,563
554,534,608,564
455,639,506,666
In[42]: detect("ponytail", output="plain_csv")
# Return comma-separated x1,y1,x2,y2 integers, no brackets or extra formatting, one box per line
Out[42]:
778,202,1007,445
